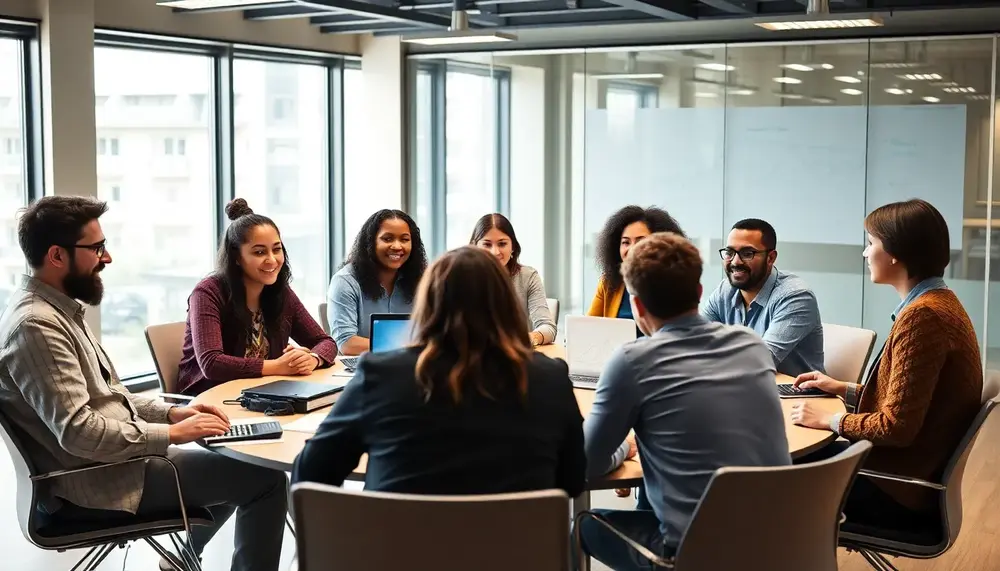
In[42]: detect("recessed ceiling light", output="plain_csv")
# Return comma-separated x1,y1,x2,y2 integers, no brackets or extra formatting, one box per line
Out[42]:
773,77,802,84
811,96,836,104
835,76,862,84
820,63,835,70
968,94,991,101
756,17,883,31
695,92,719,98
775,92,805,99
699,63,735,72
592,73,665,80
900,73,943,81
727,88,755,96
923,96,941,103
885,87,906,95
841,88,864,96
781,64,813,72
943,86,977,93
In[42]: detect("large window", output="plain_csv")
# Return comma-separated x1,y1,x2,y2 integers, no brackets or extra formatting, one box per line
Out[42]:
343,63,370,252
0,36,29,301
410,60,510,255
94,47,216,377
234,58,328,319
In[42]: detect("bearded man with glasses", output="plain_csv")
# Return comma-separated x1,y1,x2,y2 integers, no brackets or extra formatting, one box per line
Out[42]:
702,218,825,377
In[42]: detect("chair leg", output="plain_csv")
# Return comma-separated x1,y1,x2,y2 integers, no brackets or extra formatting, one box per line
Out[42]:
167,532,202,571
68,546,101,571
146,537,188,571
858,549,899,571
871,551,900,571
286,513,296,538
80,543,117,571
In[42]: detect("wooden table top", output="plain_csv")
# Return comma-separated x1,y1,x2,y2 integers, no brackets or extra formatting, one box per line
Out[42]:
192,344,843,488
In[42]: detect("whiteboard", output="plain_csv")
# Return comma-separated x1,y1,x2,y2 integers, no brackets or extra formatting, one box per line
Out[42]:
584,105,967,248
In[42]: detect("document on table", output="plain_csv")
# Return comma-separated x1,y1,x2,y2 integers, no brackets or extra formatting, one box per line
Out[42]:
284,411,327,434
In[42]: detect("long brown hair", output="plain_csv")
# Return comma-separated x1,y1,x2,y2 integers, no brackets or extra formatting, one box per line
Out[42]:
411,246,533,404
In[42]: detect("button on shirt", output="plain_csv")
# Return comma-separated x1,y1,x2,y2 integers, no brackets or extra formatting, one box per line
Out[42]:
326,264,414,348
702,268,825,377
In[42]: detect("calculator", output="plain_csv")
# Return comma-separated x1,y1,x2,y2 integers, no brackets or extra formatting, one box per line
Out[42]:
203,421,283,445
776,384,835,399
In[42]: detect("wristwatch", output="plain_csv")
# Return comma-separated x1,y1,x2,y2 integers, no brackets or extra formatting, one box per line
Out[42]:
310,352,323,367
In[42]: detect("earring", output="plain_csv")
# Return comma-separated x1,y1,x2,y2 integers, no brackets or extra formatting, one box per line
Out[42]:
891,259,897,265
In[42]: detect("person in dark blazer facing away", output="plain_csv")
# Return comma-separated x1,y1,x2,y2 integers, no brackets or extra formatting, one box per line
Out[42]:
292,246,586,497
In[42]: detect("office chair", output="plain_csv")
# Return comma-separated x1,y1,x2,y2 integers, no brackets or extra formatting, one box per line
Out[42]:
822,323,877,386
0,412,211,571
575,441,872,570
144,322,193,404
292,484,569,571
839,375,1000,570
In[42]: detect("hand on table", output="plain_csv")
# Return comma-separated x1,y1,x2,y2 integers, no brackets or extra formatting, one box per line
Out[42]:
168,403,230,425
789,401,834,430
278,345,320,375
168,412,231,445
793,371,848,398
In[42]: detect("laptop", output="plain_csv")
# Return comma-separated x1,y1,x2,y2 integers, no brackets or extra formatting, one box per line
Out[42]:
565,315,638,389
241,380,343,413
339,313,413,371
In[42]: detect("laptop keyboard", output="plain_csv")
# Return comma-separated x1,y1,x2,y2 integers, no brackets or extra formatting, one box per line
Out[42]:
570,374,598,386
340,356,359,370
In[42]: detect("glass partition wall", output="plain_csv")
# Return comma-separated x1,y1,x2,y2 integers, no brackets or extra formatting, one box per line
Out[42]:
408,36,1000,374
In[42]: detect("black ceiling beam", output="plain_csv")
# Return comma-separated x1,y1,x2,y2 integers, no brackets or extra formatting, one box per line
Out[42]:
482,0,629,17
324,22,428,33
244,5,327,19
319,17,387,27
310,13,369,23
697,0,757,14
294,0,451,26
598,0,696,20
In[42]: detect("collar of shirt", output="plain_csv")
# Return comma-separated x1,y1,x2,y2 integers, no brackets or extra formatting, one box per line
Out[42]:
727,267,781,311
892,277,948,321
656,312,709,334
21,274,85,320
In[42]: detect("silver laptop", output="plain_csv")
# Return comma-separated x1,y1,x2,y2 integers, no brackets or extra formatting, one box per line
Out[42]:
565,315,638,389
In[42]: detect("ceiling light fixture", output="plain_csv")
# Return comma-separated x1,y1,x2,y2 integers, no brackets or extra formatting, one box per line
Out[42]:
943,86,977,93
923,96,941,103
781,63,814,72
899,73,943,81
841,88,863,96
727,88,756,96
820,63,835,70
698,63,735,71
775,92,805,99
695,92,719,98
158,0,276,8
968,94,991,101
593,73,665,80
834,75,862,84
402,2,515,46
810,96,836,104
756,0,882,32
774,77,802,84
884,87,906,95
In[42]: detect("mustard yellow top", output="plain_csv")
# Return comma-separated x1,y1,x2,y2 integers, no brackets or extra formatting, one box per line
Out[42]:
587,278,626,318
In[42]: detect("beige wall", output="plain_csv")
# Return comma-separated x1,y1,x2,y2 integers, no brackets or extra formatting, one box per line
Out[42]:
2,0,360,54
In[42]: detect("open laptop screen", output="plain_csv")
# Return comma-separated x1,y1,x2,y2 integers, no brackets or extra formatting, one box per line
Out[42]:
370,314,413,353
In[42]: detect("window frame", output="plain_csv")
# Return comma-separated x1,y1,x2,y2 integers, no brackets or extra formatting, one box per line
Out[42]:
606,80,659,109
90,33,354,390
409,60,512,256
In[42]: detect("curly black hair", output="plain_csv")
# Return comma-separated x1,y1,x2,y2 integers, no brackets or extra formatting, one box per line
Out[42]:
345,209,428,302
596,205,685,290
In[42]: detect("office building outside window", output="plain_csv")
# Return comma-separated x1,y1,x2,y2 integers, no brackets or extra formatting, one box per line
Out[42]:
0,38,26,299
94,47,216,377
234,58,329,320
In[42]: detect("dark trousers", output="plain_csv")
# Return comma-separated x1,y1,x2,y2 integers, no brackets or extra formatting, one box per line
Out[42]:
575,507,674,571
52,447,288,571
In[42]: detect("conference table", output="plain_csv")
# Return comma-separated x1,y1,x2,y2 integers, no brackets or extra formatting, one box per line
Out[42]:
192,344,844,568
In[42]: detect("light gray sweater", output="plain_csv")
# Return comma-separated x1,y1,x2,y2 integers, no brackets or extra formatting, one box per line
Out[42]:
511,265,557,344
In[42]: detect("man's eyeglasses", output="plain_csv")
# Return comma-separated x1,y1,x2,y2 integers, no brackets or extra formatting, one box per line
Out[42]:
66,240,107,258
719,247,771,262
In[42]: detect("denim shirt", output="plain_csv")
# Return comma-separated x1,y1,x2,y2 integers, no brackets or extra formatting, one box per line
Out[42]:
326,264,414,348
702,268,825,377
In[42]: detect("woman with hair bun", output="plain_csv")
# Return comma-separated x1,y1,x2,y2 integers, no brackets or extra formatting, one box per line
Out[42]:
176,198,338,395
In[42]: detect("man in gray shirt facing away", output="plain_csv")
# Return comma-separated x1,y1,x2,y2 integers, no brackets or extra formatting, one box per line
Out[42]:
578,232,791,571
0,197,287,571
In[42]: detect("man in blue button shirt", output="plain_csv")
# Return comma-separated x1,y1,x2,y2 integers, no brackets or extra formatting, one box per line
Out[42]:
702,218,825,377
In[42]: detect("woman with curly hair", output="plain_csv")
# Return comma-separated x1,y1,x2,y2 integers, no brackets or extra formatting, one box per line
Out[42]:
588,205,685,319
327,209,428,356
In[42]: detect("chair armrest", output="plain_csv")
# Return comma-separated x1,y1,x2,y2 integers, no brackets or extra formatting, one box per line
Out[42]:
857,469,947,491
160,393,194,404
31,455,160,482
573,511,675,568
